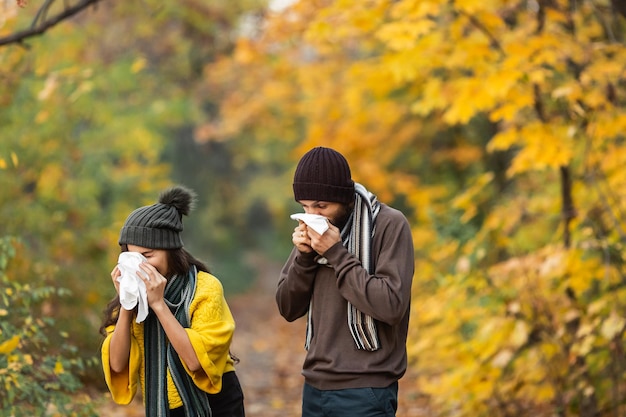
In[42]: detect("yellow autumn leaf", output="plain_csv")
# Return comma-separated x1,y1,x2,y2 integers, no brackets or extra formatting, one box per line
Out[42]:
233,39,258,65
69,80,94,102
131,56,147,73
473,377,496,402
489,85,535,122
37,73,59,101
551,82,582,101
535,384,555,401
36,105,52,122
583,88,609,109
410,78,446,115
588,299,608,316
511,320,529,348
443,78,498,124
305,20,333,43
389,0,440,20
600,311,625,340
483,69,523,100
377,20,436,51
539,342,560,361
588,113,626,139
0,158,5,169
584,59,625,81
491,348,514,368
454,0,491,13
572,334,596,356
507,123,575,175
529,34,563,67
54,360,65,375
476,9,506,31
348,7,386,34
451,172,494,223
38,163,65,200
0,336,20,355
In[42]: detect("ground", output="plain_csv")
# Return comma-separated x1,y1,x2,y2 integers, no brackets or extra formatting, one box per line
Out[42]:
96,253,431,416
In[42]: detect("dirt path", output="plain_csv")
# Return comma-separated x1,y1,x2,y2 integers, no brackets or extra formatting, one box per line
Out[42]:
98,253,430,416
227,252,307,416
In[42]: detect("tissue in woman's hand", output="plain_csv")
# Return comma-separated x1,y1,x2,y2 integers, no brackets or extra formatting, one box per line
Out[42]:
117,252,149,323
290,213,329,234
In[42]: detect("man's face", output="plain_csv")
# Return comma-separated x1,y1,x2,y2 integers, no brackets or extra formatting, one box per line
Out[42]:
298,200,352,229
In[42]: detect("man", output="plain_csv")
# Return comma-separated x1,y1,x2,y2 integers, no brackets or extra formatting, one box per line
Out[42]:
276,147,415,417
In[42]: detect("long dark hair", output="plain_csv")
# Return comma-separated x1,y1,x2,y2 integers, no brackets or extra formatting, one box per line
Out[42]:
98,246,210,336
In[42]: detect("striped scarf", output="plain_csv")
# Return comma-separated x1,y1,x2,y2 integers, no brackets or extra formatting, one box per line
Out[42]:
305,183,381,352
144,267,212,417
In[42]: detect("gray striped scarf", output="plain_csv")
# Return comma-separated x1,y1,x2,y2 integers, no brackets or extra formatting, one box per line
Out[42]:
144,266,212,417
305,182,381,352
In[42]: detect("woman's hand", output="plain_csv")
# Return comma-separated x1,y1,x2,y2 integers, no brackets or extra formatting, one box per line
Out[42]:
137,262,168,311
135,262,202,371
110,266,121,294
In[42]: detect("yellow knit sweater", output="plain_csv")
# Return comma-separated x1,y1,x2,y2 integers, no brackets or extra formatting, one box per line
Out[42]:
101,271,236,409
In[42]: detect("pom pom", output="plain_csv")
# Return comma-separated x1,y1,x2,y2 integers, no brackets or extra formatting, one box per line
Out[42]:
159,185,196,216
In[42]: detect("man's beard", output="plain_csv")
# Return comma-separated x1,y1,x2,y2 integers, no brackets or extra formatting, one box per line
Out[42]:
329,204,354,231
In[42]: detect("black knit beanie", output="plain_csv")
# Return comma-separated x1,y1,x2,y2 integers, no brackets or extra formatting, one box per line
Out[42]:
118,186,196,249
293,147,355,204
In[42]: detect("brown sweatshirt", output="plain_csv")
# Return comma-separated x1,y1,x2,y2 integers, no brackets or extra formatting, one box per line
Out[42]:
276,204,415,390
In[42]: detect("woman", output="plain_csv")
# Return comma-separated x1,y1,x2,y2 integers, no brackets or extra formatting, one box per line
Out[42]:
100,185,245,417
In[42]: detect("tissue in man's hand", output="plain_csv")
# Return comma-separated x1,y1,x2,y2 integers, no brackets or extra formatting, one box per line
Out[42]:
117,252,149,323
290,213,329,234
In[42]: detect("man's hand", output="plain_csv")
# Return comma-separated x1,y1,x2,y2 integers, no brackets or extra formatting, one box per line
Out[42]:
307,221,341,255
293,222,313,253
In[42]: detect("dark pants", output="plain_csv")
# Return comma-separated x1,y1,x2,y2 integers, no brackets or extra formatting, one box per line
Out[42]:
302,381,398,417
170,371,245,417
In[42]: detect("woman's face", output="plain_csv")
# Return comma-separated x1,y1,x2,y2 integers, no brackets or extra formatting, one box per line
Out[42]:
126,244,170,278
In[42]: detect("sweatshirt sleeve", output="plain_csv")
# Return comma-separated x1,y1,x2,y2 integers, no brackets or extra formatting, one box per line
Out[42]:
325,206,415,325
276,248,319,321
101,325,141,405
183,273,236,394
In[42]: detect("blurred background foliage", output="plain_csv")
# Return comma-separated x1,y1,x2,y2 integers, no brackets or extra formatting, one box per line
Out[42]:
0,237,97,416
1,0,279,397
2,0,626,416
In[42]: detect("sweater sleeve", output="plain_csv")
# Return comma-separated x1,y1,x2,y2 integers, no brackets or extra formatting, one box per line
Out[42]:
276,248,319,321
325,206,415,325
101,325,141,405
182,273,236,394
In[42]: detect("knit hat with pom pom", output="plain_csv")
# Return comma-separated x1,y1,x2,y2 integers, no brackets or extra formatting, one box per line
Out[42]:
118,185,196,249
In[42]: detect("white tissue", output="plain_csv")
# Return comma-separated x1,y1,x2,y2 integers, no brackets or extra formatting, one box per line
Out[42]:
290,213,329,234
117,252,149,323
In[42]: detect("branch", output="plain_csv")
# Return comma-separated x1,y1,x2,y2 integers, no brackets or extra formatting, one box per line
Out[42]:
560,165,575,248
533,84,576,248
0,0,102,47
456,9,505,56
32,0,56,29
